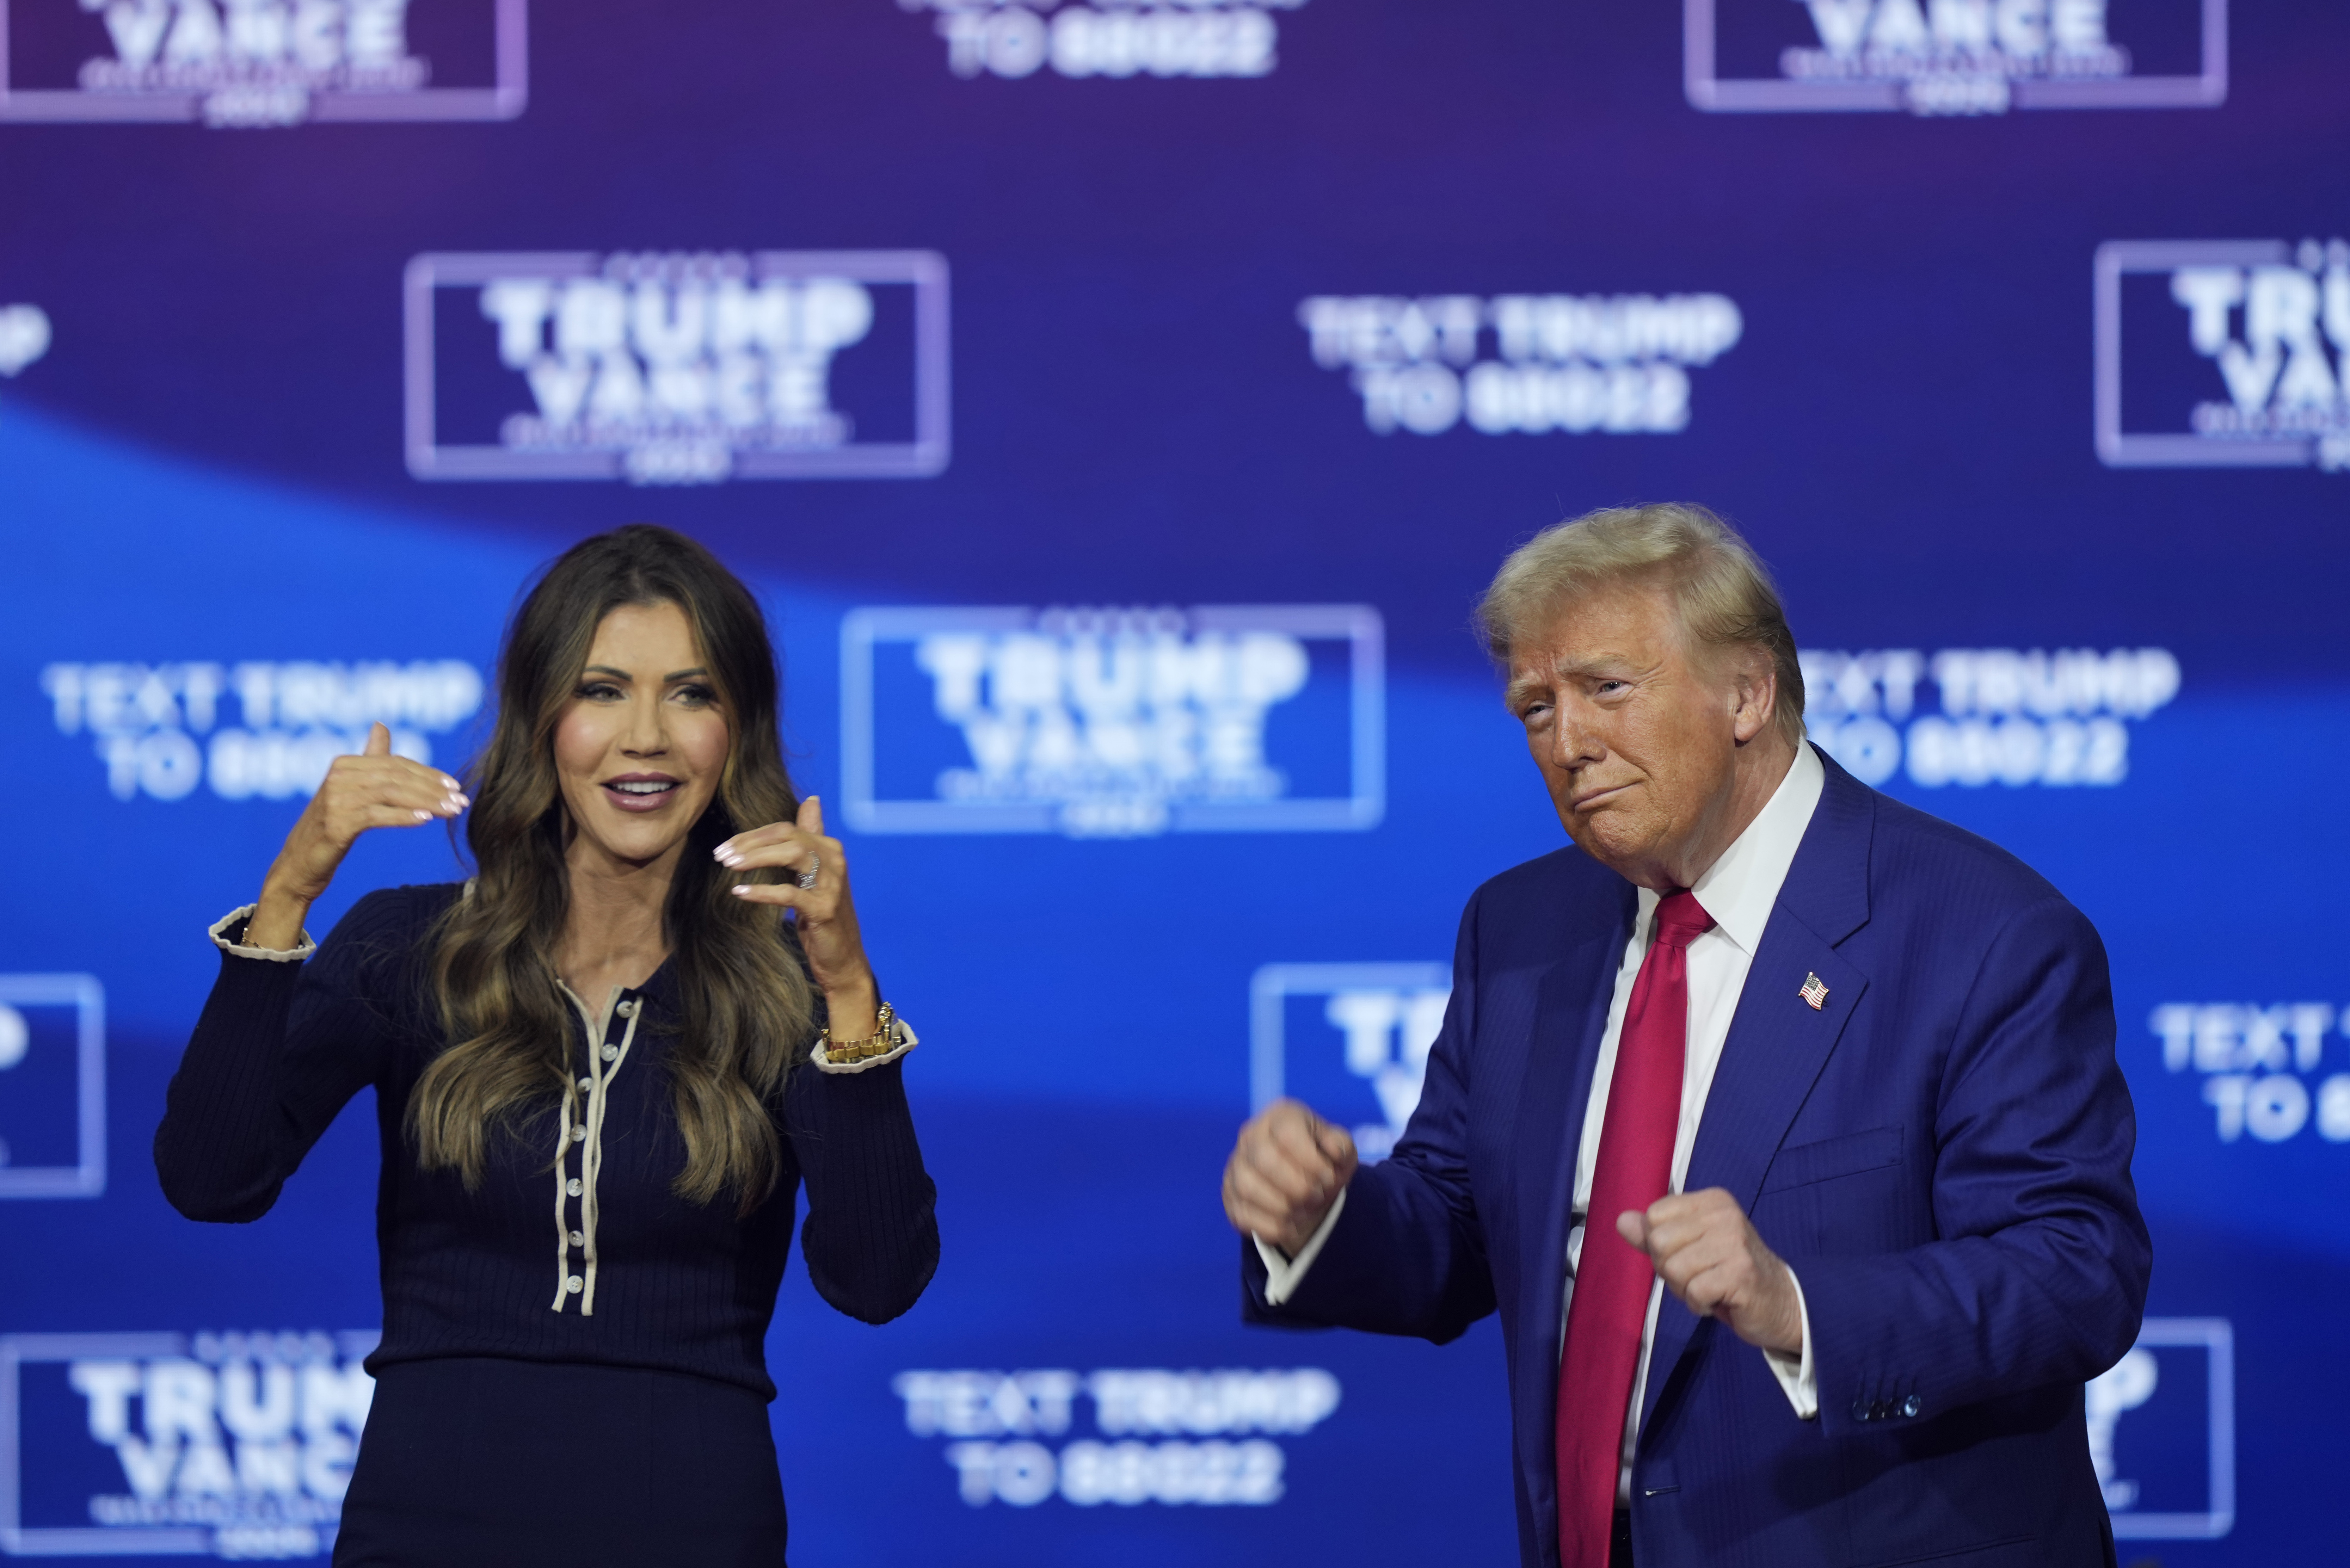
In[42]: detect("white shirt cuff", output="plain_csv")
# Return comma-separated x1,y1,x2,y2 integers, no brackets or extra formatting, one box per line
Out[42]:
808,1015,918,1075
1762,1266,1818,1419
1253,1187,1347,1307
209,905,317,962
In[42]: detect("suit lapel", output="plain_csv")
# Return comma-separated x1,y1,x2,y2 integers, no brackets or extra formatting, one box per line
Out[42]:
1513,887,1636,1396
1637,753,1878,1433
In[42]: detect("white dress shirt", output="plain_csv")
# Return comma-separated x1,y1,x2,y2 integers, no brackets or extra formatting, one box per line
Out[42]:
1259,742,1827,1501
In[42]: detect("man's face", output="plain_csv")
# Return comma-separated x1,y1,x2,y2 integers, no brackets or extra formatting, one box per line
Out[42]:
1507,582,1747,888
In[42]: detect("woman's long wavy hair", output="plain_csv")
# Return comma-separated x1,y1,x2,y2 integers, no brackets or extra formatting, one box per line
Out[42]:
409,525,815,1212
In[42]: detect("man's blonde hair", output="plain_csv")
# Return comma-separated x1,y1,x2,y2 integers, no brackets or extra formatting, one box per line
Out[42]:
1474,502,1806,747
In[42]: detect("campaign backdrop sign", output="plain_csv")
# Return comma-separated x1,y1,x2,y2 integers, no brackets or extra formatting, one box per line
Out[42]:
902,0,1306,82
1297,291,1744,437
1248,963,1449,1163
0,1331,376,1559
6,1,2350,1563
1800,646,2181,790
2096,238,2350,471
841,605,1384,838
0,0,526,126
37,659,485,806
885,1364,1339,1510
1685,0,2227,115
2090,1319,2236,1541
404,250,951,484
0,976,104,1200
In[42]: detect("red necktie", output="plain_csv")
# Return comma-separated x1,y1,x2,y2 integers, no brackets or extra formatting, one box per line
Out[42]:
1555,889,1714,1567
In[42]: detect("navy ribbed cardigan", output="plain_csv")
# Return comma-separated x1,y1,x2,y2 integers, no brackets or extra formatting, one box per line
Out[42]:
155,883,939,1400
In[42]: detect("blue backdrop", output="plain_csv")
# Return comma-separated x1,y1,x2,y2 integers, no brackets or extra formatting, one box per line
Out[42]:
2,0,2345,1561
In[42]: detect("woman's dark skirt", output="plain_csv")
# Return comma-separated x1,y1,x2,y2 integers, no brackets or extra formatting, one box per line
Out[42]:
333,1358,788,1568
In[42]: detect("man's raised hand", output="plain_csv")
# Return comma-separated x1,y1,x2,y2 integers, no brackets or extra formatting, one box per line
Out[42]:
1222,1099,1358,1255
1616,1187,1804,1357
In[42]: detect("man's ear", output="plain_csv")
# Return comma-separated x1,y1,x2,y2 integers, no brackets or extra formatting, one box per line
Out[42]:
1729,648,1777,746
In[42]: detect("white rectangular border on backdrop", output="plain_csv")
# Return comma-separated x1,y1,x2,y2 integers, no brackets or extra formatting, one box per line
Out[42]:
1247,962,1449,1115
0,975,104,1200
1683,0,2228,113
0,0,528,123
2111,1317,2235,1540
2093,238,2308,469
402,249,952,481
0,1331,380,1557
0,1333,193,1556
840,605,1385,836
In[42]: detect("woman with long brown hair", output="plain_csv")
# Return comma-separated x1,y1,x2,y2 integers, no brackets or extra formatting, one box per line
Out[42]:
156,525,937,1566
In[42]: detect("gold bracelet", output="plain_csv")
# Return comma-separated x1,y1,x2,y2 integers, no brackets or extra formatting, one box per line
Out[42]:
820,1001,899,1063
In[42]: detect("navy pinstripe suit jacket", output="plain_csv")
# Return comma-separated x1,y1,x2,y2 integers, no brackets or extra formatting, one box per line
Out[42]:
1243,748,2150,1568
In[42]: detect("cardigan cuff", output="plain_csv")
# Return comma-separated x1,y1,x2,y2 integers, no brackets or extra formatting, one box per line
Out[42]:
809,1015,918,1075
209,905,318,963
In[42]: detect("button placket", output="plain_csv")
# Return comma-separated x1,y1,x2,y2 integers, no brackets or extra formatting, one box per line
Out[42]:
550,981,641,1317
578,1002,615,1313
572,986,646,1317
549,1080,582,1311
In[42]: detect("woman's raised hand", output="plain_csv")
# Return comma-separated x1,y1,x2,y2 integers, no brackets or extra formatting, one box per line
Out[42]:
246,723,468,949
714,796,881,1039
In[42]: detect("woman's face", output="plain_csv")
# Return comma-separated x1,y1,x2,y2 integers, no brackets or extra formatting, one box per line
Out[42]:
552,600,731,873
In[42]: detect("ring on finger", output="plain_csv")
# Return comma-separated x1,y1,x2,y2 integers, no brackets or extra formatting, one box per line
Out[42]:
797,859,820,890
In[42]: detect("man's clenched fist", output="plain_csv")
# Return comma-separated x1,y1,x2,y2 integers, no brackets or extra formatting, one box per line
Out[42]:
1223,1099,1358,1254
1615,1187,1804,1357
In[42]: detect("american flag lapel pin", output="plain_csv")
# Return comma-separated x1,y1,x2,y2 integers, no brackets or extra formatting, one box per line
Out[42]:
1799,972,1829,1010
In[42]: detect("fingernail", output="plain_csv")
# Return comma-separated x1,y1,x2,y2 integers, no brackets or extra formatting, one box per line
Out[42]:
713,843,732,859
731,884,750,896
441,777,461,791
413,810,432,821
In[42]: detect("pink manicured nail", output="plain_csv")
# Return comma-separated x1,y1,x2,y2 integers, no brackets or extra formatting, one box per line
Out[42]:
731,884,750,896
413,810,432,821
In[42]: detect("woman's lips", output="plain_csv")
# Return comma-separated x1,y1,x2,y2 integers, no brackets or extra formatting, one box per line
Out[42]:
601,779,680,814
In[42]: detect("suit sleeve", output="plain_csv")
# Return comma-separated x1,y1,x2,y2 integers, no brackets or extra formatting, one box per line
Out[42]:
1796,897,2151,1434
1241,887,1498,1344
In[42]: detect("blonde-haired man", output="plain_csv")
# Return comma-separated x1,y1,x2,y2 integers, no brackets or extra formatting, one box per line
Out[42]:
1224,505,2148,1568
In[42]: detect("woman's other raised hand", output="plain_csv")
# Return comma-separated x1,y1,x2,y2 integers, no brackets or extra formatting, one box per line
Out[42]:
246,723,468,950
713,795,880,1040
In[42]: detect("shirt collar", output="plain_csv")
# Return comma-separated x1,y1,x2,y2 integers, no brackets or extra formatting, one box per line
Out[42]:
1635,740,1827,957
